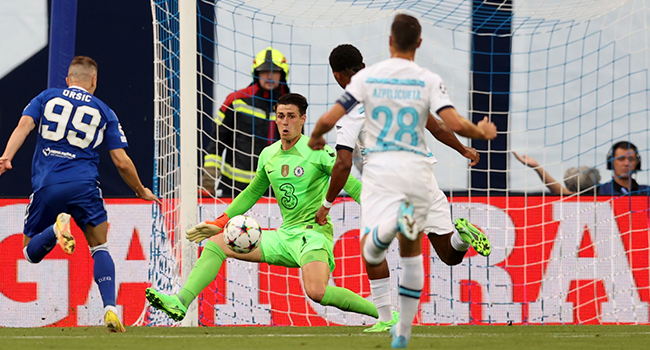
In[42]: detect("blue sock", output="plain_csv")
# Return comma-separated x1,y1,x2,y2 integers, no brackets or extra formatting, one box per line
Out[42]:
91,246,116,307
24,226,57,263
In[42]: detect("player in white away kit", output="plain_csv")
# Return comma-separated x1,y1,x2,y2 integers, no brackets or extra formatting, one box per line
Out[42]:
310,14,496,348
316,44,497,334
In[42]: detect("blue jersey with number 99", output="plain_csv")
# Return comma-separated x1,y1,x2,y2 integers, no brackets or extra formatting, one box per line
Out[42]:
22,85,129,191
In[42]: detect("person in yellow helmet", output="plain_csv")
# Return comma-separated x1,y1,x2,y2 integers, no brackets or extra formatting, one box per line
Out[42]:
202,47,291,197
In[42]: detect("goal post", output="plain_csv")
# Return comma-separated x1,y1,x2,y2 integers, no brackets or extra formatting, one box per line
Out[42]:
148,0,650,326
147,0,199,327
147,0,199,326
178,0,199,326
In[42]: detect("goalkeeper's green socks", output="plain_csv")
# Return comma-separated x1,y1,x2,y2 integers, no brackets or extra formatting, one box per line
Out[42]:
175,240,379,319
320,285,379,318
176,240,227,308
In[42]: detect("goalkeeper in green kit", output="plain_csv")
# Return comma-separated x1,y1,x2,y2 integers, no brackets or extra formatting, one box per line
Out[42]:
146,93,378,321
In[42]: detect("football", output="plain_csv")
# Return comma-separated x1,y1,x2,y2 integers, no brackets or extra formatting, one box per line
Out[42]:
223,215,262,254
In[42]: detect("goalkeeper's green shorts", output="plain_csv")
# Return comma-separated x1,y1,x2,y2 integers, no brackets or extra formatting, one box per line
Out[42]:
259,222,335,272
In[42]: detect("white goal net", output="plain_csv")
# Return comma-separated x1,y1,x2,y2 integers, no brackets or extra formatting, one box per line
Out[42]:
148,0,650,326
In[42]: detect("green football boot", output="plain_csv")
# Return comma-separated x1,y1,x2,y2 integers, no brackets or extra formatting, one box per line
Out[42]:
454,218,492,257
363,311,399,333
145,288,187,322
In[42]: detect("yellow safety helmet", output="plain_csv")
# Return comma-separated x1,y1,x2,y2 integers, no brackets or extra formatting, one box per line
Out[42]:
251,47,289,79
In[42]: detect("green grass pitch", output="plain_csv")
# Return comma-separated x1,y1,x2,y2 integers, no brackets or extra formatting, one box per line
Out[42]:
1,325,649,350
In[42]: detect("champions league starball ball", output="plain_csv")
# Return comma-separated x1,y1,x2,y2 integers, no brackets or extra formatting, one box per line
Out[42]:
223,215,262,254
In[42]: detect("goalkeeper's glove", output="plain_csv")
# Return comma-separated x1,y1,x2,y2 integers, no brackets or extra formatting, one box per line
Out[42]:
185,213,230,243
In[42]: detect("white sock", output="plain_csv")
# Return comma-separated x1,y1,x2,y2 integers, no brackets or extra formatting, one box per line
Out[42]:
369,277,392,322
376,218,398,244
450,231,470,251
397,255,424,340
104,305,118,315
363,220,398,265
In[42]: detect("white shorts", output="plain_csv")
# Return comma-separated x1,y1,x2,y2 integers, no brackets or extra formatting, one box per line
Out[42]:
361,152,434,236
423,174,454,235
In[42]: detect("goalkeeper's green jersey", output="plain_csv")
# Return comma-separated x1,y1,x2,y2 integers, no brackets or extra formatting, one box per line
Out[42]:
224,135,361,239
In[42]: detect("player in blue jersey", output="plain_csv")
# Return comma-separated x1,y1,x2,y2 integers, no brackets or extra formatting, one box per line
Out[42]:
0,56,160,332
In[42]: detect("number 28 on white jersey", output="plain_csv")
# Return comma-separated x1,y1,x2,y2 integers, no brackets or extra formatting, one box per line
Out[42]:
340,58,453,157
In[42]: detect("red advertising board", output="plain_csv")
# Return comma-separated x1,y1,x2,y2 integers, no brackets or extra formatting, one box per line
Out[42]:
1,196,648,327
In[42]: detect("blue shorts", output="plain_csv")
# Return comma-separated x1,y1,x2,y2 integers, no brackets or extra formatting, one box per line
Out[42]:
23,181,107,237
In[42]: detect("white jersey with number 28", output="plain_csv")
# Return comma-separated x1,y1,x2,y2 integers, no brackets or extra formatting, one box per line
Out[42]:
344,57,452,157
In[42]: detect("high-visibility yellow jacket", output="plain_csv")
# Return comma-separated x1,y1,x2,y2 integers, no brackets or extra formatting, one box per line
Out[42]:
205,81,290,194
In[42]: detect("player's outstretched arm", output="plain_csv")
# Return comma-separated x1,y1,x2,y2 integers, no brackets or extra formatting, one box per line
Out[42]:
426,114,479,166
513,151,571,195
309,103,348,150
0,116,36,177
315,149,353,226
315,173,362,227
437,107,497,140
342,173,362,203
187,177,266,243
188,161,270,242
224,170,269,217
109,148,162,204
186,213,229,243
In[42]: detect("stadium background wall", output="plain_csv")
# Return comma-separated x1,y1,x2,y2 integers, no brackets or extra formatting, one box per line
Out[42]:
0,197,649,327
0,0,154,197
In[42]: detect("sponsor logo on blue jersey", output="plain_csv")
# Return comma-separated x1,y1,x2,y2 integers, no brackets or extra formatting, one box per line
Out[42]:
42,147,77,159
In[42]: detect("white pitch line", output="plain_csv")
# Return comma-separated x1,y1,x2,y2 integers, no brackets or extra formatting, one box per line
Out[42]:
2,332,650,340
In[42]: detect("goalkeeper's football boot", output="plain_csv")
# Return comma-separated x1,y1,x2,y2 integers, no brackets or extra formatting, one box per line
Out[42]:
54,213,75,255
454,218,491,257
397,202,419,241
363,311,399,333
389,325,409,349
104,310,126,333
145,288,187,321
